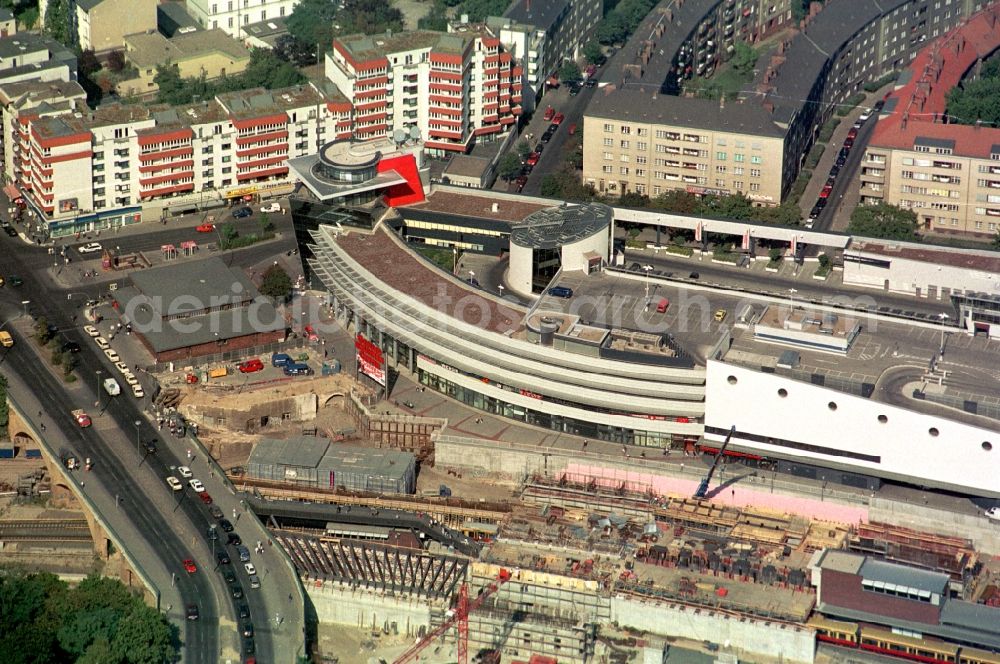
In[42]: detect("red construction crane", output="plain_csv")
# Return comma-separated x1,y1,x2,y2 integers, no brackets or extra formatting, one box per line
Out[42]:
394,569,512,664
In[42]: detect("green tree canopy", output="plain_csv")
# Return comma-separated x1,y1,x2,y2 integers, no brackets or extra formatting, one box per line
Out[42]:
42,0,73,47
0,374,8,431
945,53,1000,127
286,0,339,53
260,264,293,300
559,61,582,83
583,41,604,65
848,202,919,241
0,570,175,664
497,152,523,182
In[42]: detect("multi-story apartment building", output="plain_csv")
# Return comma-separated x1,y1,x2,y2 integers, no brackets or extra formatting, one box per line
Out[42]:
583,95,785,202
860,4,1000,238
0,79,86,184
185,0,298,38
584,0,989,204
326,30,522,155
10,82,352,236
75,0,157,53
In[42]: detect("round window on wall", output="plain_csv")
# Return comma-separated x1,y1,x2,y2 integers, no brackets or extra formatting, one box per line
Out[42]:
778,388,788,398
929,427,939,437
983,441,993,452
727,375,738,385
877,415,888,424
828,401,837,411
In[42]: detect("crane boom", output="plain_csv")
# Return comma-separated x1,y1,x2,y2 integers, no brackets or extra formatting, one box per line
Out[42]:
694,425,736,499
394,569,512,664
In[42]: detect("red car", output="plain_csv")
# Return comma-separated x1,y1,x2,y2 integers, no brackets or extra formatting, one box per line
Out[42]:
819,185,833,198
514,176,528,192
526,152,540,166
568,123,577,135
183,559,197,574
196,223,215,232
198,492,213,505
846,128,858,139
543,106,555,121
304,324,319,341
552,113,565,125
238,358,264,373
843,137,854,148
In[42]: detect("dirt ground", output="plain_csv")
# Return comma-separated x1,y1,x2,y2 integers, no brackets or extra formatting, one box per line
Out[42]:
394,0,433,30
0,458,47,491
315,623,424,664
414,463,518,504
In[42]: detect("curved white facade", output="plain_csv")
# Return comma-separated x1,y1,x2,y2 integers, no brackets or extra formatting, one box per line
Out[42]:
308,225,706,446
704,360,1000,497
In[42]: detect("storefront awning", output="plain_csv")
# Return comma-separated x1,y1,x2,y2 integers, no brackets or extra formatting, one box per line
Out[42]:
4,184,22,201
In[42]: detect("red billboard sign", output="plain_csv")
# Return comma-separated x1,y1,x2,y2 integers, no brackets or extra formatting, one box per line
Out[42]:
355,334,385,385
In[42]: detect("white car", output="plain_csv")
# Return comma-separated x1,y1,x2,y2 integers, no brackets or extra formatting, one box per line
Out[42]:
95,336,110,350
83,325,100,337
858,108,872,121
77,242,102,254
177,466,193,479
244,562,257,576
115,361,129,374
189,478,205,493
260,202,280,213
104,348,120,362
987,507,1000,522
166,476,183,491
124,373,139,386
131,383,145,398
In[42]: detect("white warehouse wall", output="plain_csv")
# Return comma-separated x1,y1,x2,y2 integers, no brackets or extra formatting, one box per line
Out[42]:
704,360,1000,497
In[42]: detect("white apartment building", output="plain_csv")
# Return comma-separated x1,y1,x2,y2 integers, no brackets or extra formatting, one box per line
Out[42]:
12,82,352,237
326,30,522,155
186,0,298,38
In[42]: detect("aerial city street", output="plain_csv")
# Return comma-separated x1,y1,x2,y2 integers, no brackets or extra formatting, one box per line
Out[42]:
2,0,1000,663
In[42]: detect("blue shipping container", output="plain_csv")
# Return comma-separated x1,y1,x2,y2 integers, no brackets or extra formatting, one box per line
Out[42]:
24,449,41,459
0,446,15,459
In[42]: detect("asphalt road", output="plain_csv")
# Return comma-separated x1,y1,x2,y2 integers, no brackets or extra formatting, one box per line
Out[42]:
810,110,878,231
1,229,282,662
619,248,954,318
521,78,599,196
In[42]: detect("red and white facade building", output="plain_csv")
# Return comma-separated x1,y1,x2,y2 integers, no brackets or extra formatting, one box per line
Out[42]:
9,82,353,237
326,29,522,156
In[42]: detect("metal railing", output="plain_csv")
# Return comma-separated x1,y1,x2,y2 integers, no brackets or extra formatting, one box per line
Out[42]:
7,395,162,609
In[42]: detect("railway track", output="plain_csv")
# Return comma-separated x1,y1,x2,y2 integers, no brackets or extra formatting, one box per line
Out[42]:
0,519,92,541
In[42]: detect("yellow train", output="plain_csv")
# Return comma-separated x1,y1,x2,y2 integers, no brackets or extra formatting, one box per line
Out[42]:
807,616,1000,664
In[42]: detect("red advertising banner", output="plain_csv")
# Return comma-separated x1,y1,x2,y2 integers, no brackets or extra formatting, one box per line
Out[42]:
355,334,386,386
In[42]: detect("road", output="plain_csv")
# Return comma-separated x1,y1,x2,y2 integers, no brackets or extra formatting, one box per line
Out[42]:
1,221,298,662
809,108,879,232
618,247,954,318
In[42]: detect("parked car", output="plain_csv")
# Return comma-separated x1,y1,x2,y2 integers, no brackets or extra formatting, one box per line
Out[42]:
196,223,215,232
189,478,206,492
552,113,565,125
8,275,22,286
186,605,199,621
829,165,841,178
3,226,16,237
77,242,102,254
177,466,193,478
568,123,577,135
540,132,552,144
819,185,833,199
238,358,264,373
688,272,700,279
526,152,540,166
547,286,573,298
219,519,234,533
283,362,314,376
62,340,81,353
858,107,873,121
260,202,280,213
166,476,183,492
271,353,293,367
584,78,597,87
846,127,858,139
843,137,854,148
83,325,100,337
72,409,91,428
514,176,528,193
232,207,253,219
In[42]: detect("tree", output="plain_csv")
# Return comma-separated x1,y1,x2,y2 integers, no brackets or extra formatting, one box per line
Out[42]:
454,0,508,21
768,247,783,263
417,1,449,31
153,63,189,105
651,189,699,214
497,152,523,182
818,253,832,269
286,0,339,55
260,264,293,300
78,49,100,77
515,139,531,161
109,605,175,664
273,34,317,67
848,202,919,241
106,50,126,73
992,231,1000,250
220,222,238,244
42,0,72,47
696,192,755,220
0,374,8,432
731,42,757,76
583,41,604,66
243,48,305,88
34,316,50,343
258,213,274,234
559,61,581,83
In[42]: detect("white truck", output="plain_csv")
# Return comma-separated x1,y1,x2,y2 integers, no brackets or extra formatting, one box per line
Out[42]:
103,378,121,396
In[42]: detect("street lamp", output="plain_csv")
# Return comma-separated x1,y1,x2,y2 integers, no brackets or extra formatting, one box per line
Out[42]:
134,419,141,462
642,265,654,308
95,370,103,408
938,312,950,357
468,270,475,285
498,284,505,299
20,300,30,317
788,288,798,311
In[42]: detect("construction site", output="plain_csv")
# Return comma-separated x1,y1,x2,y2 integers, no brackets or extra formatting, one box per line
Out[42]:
122,327,1000,664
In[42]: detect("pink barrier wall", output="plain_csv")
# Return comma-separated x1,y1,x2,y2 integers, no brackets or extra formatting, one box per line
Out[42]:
563,463,869,526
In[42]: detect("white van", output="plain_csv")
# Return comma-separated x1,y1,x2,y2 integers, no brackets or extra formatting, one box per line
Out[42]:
103,378,121,396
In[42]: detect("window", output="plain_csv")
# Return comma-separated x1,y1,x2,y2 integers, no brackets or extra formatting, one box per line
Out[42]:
750,168,761,178
604,123,613,132
636,128,648,137
635,169,646,177
620,154,629,162
750,183,760,191
603,152,612,160
603,138,613,147
716,151,727,160
602,165,613,173
619,166,629,175
750,156,762,164
620,126,631,135
716,165,727,173
636,142,647,151
734,153,745,162
733,166,744,175
620,140,629,149
636,156,647,164
715,178,726,187
734,180,743,190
